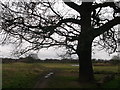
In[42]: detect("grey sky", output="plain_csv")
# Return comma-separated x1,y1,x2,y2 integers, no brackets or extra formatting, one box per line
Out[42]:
0,44,117,60
0,0,119,60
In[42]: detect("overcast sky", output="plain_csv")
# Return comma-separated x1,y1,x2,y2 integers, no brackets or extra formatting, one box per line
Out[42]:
0,0,119,60
0,44,117,60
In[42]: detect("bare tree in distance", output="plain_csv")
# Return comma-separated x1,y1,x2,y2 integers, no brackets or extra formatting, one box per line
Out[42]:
0,0,120,82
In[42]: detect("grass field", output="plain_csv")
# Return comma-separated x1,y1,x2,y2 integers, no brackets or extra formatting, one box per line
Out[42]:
2,62,120,88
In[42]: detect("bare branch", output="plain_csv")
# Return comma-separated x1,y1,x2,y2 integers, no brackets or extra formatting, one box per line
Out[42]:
63,0,81,12
94,17,120,37
92,2,116,10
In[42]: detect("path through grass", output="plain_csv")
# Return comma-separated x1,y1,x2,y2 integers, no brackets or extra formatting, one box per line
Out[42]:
2,62,119,88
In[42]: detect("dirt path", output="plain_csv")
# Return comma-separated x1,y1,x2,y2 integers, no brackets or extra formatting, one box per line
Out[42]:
34,77,49,88
34,71,56,88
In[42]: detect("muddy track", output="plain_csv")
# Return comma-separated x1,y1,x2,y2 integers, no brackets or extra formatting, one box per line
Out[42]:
34,69,58,88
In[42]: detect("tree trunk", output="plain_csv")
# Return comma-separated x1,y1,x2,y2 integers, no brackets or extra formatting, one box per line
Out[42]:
77,36,94,82
76,3,94,82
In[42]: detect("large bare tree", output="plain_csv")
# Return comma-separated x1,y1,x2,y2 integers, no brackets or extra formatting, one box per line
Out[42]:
0,0,119,82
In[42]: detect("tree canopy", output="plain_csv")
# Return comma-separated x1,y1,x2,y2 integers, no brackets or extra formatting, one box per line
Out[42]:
0,0,119,56
0,0,120,82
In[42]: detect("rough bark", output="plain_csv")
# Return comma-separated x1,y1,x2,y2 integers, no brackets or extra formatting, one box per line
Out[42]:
77,34,94,82
76,2,95,82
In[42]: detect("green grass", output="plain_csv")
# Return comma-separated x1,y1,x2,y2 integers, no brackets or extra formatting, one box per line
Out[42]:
102,75,120,88
2,62,120,88
40,63,79,70
2,62,49,88
102,79,120,88
47,71,97,88
0,63,2,89
93,65,118,73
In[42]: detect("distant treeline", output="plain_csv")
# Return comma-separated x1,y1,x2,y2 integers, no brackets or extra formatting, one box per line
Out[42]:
1,57,120,65
2,57,79,63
